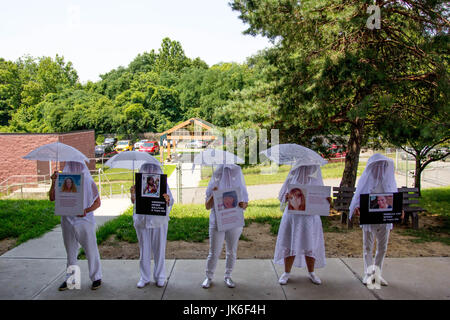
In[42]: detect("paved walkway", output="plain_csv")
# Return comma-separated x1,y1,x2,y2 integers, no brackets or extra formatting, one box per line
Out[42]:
1,257,449,300
1,195,449,300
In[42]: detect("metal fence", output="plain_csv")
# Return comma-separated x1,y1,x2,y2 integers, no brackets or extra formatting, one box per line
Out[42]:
1,150,448,201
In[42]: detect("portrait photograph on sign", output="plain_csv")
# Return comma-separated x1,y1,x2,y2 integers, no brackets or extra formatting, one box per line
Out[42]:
55,173,84,216
369,193,394,212
287,187,306,211
286,184,331,216
213,187,244,232
141,173,160,198
217,190,239,211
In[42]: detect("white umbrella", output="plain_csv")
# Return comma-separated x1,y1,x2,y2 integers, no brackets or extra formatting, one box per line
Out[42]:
104,151,161,183
260,143,328,167
23,142,89,171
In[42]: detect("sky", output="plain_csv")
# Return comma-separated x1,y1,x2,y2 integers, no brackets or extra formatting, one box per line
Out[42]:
0,0,273,83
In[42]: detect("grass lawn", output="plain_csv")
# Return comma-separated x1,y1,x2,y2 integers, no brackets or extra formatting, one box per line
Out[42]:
93,164,176,197
0,200,60,246
399,186,450,245
93,199,336,246
198,162,366,187
94,164,176,182
94,186,450,248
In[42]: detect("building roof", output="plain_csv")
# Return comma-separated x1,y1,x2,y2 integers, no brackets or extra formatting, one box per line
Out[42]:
159,118,215,136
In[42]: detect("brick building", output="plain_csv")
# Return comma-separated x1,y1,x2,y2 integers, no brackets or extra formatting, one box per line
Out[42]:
0,130,96,186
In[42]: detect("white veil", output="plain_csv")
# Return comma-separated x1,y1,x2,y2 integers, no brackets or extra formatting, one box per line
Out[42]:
62,161,98,211
278,165,324,205
205,164,249,203
349,153,397,220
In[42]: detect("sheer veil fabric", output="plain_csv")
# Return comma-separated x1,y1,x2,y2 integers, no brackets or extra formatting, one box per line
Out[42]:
349,153,398,227
205,164,248,229
62,161,99,225
273,164,326,269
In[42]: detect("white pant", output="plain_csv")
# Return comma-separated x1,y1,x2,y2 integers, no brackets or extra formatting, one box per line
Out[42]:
205,226,243,279
135,224,168,283
61,217,102,282
363,226,390,275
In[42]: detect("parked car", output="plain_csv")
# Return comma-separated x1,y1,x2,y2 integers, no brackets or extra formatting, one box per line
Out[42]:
138,141,160,155
114,140,133,153
104,137,117,148
95,144,116,160
322,144,347,160
134,139,148,150
185,140,208,149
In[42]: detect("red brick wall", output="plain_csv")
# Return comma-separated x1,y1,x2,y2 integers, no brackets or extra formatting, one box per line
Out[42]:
0,130,95,184
58,130,96,172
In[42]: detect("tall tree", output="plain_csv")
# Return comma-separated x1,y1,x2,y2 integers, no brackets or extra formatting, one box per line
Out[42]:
231,0,449,188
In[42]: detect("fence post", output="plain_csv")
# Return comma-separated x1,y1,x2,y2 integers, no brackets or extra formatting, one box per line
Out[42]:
98,168,102,197
395,149,399,173
176,163,182,203
406,155,409,187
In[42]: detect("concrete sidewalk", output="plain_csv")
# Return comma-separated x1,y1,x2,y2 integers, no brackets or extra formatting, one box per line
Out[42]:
1,197,449,300
0,258,449,300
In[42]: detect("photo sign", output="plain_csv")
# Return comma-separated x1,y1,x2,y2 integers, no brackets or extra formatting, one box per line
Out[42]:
212,187,244,232
55,173,84,216
286,184,331,216
135,173,168,216
359,193,403,224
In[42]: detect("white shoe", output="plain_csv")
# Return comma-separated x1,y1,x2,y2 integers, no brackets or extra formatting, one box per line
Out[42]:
362,274,370,285
201,278,212,289
137,280,149,288
379,276,388,286
224,277,235,288
278,272,290,285
309,272,322,285
156,280,166,288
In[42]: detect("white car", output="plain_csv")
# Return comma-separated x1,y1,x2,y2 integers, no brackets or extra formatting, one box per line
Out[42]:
134,140,148,150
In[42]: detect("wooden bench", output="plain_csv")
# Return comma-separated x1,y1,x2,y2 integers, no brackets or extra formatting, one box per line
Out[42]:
333,186,423,229
333,186,356,228
398,187,423,229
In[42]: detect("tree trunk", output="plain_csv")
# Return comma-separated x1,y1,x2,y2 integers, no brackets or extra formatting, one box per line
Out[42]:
414,159,422,196
340,119,365,188
340,119,365,228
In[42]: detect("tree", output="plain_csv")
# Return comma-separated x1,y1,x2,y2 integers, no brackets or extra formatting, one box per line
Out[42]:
231,0,449,188
377,60,449,193
0,59,21,126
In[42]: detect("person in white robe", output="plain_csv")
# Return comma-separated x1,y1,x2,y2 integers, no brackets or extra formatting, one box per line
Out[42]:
201,164,249,289
274,164,330,285
49,161,102,291
349,153,404,286
130,162,174,288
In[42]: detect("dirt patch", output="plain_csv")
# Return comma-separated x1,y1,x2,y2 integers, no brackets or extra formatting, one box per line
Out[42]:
0,238,16,256
98,215,449,260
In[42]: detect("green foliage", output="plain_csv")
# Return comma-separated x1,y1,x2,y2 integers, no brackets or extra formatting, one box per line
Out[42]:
399,187,450,245
96,134,105,145
230,0,449,187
